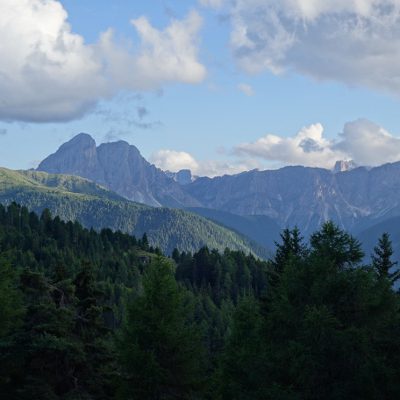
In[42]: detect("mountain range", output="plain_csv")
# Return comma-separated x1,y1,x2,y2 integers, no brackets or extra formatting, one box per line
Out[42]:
1,132,400,258
0,167,265,256
38,133,400,237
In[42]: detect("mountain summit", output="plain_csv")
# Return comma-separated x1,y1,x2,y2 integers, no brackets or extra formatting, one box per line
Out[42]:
37,134,200,207
333,160,358,173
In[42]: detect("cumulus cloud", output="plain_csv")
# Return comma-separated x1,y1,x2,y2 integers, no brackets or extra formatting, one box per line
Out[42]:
237,83,255,96
0,0,205,123
150,150,200,172
235,123,343,168
335,119,400,165
235,119,400,169
223,0,400,94
150,119,400,177
150,149,260,177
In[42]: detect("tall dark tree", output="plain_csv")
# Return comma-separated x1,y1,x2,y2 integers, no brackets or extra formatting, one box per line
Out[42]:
270,227,307,287
72,262,115,398
310,221,363,269
118,257,205,399
258,224,400,399
220,296,267,400
372,233,400,283
0,256,23,338
9,270,82,400
0,256,24,395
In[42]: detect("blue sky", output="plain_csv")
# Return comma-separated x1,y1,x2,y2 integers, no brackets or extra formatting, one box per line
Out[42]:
2,0,400,175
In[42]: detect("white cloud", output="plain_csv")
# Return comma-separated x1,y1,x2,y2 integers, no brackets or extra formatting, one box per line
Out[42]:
335,119,400,165
150,150,199,172
224,0,400,94
235,119,400,169
150,119,400,177
235,123,343,168
237,83,255,96
150,149,260,177
0,0,206,122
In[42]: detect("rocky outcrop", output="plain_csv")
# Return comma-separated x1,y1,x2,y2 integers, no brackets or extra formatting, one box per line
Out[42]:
37,133,200,208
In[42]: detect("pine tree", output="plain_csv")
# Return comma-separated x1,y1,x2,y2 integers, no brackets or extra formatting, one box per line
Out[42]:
0,256,23,338
72,262,116,398
270,227,307,287
0,255,24,396
372,232,399,283
310,221,363,269
220,296,266,400
118,257,205,399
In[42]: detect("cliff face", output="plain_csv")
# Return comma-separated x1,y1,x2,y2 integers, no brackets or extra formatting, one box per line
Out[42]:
185,163,400,235
37,133,200,208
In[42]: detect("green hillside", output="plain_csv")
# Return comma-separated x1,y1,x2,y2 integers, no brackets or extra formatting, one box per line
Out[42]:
0,168,265,256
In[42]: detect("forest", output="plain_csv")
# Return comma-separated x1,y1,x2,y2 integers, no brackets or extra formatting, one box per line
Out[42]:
1,202,400,399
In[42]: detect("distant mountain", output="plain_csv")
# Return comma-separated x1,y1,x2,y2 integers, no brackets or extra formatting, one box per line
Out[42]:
37,133,200,208
37,134,400,240
0,168,265,257
332,160,358,173
185,162,400,236
165,169,197,185
187,207,281,253
357,217,400,263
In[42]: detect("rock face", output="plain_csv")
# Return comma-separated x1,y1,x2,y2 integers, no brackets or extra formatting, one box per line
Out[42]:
185,163,400,235
37,133,200,208
165,169,196,185
333,160,358,173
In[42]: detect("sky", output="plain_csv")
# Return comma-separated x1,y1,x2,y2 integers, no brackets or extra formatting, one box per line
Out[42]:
2,0,400,176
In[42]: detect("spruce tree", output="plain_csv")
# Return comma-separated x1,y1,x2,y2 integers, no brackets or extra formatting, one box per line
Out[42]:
310,221,363,269
372,233,399,283
118,257,205,399
220,296,266,400
270,227,307,287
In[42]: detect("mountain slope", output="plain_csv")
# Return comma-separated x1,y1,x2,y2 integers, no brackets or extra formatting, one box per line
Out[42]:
186,163,400,236
357,217,400,263
37,133,200,208
186,207,281,252
0,168,264,256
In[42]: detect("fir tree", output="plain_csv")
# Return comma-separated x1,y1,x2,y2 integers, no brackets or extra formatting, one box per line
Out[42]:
118,257,205,399
310,221,363,269
372,232,400,283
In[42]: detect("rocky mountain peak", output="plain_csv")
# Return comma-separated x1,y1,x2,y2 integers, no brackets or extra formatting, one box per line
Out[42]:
165,169,196,185
333,160,358,173
38,133,98,176
37,133,200,208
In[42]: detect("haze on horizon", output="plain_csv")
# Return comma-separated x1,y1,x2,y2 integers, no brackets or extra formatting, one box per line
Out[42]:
1,0,400,176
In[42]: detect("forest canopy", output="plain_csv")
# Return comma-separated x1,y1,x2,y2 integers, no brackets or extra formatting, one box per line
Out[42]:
0,203,399,399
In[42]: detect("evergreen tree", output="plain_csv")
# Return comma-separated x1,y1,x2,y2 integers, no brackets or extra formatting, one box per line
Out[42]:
118,257,205,399
259,224,400,399
372,232,400,283
310,221,363,269
72,262,115,398
0,256,24,395
0,256,23,337
10,270,82,400
220,296,267,400
269,227,307,289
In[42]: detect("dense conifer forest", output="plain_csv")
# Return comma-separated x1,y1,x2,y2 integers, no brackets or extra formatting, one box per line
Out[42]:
1,203,400,399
